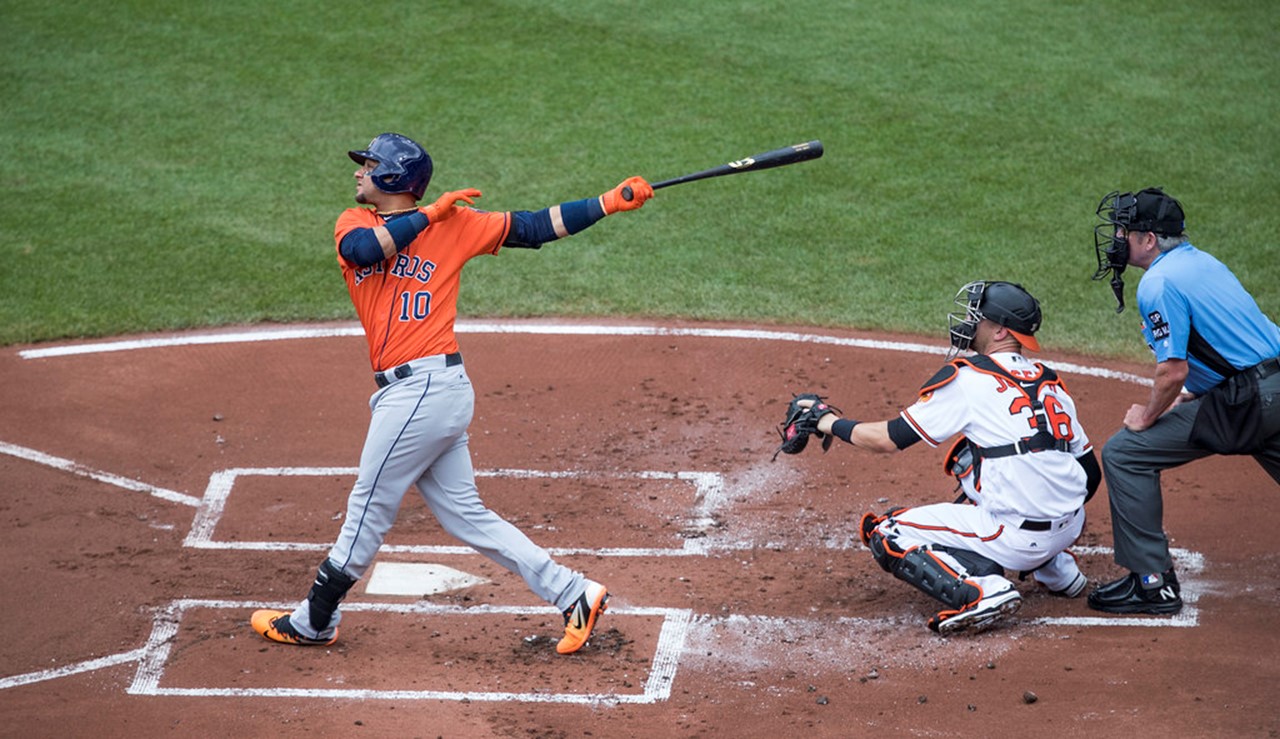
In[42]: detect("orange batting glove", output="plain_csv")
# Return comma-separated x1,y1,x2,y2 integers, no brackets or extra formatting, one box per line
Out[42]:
600,176,653,215
423,188,482,223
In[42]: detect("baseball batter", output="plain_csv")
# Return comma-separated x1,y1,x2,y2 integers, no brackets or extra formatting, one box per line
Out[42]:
251,132,653,654
780,281,1101,634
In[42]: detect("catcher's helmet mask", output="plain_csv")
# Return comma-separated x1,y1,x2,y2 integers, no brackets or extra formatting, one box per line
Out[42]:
947,281,1043,358
349,133,434,200
1092,187,1185,313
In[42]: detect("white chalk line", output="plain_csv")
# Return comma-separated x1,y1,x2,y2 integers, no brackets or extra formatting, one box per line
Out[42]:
0,495,1207,701
0,441,199,507
6,547,1200,699
1,321,1183,698
17,325,365,359
0,461,1208,695
1029,545,1202,628
184,466,727,557
123,599,691,705
0,648,149,691
16,321,1154,386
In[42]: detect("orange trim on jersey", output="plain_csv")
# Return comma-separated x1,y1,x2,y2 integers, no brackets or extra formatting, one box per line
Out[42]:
918,363,959,396
900,409,941,446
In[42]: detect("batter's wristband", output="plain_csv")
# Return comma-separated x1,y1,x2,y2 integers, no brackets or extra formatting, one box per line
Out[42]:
831,418,859,444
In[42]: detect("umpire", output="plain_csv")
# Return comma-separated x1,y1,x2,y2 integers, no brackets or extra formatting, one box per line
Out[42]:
1088,187,1280,615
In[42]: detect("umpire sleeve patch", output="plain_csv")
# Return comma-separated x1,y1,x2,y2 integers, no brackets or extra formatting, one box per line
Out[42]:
1146,310,1170,341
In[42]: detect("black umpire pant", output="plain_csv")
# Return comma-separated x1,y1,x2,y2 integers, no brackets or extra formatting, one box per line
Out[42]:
1100,365,1280,575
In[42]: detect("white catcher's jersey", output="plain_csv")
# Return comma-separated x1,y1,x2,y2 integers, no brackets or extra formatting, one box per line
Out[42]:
900,352,1091,521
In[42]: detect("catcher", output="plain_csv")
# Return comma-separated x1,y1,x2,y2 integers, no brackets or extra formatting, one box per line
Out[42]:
775,281,1101,634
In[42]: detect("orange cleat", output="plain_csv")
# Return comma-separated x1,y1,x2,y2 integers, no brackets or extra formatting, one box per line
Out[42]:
556,581,608,654
251,609,338,647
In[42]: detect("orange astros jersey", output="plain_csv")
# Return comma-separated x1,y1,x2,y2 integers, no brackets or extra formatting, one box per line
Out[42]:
334,207,512,371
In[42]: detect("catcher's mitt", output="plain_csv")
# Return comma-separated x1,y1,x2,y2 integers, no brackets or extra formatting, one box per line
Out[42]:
772,393,841,461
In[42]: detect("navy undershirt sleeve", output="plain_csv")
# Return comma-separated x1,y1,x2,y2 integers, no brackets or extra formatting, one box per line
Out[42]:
339,211,429,267
886,417,923,450
384,210,429,248
504,198,606,249
503,211,550,249
1077,449,1102,503
339,230,385,267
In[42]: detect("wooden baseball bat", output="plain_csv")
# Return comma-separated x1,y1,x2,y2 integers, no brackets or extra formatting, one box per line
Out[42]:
621,140,824,201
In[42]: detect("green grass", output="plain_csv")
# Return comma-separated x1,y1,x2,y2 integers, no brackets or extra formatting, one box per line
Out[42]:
2,0,1277,360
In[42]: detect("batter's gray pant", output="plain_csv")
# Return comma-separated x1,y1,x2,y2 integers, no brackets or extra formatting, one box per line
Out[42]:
288,361,586,640
1101,369,1280,574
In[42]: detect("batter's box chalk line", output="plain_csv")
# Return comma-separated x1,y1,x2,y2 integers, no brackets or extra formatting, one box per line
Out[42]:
182,466,730,557
124,599,692,705
0,441,200,507
0,549,1205,697
0,322,1203,701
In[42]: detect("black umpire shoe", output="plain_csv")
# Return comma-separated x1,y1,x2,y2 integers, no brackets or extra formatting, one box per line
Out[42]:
1087,568,1182,615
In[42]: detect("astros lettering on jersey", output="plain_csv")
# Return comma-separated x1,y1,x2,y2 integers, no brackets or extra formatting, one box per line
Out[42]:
335,207,511,371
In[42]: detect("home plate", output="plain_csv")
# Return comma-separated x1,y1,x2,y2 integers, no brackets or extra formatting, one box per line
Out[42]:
364,563,489,596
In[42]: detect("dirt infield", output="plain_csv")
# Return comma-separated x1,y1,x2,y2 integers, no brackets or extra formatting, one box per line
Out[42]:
1,319,1276,738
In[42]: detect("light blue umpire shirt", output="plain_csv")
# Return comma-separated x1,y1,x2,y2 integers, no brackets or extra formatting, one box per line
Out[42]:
1135,243,1280,395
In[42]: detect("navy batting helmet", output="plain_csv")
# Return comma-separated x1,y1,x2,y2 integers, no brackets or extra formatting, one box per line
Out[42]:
348,133,433,200
948,280,1043,357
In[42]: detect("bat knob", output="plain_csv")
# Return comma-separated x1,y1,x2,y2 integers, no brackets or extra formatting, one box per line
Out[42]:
621,186,633,202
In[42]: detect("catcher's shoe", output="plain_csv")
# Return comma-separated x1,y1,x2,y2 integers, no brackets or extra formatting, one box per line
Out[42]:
928,585,1022,636
557,581,608,655
251,609,338,646
1087,569,1182,615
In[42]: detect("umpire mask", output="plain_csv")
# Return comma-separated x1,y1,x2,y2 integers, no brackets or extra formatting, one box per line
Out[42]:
1092,188,1185,313
1093,191,1133,313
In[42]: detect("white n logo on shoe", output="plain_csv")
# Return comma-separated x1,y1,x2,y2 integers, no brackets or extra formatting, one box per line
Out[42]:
1159,585,1177,601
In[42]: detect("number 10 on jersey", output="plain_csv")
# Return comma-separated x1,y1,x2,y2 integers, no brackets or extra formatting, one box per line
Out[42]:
398,290,432,321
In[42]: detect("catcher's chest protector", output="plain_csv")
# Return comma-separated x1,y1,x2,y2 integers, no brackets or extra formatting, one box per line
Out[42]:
925,355,1070,465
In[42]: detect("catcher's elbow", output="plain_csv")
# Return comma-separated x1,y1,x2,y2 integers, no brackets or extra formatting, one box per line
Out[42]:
850,421,900,453
867,438,902,454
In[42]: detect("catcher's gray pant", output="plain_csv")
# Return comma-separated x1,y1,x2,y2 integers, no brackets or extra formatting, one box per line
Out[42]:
1101,368,1280,575
287,356,585,640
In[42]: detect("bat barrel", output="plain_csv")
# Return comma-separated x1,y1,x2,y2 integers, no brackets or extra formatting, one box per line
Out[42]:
622,139,822,200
